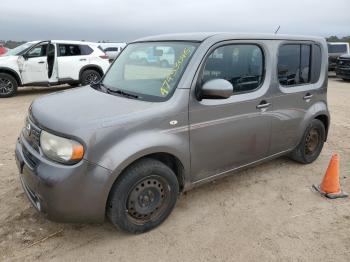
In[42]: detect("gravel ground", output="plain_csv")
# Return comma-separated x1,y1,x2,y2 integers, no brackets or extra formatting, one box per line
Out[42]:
1,78,350,262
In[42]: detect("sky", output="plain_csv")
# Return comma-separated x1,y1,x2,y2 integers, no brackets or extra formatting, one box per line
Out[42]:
1,0,349,42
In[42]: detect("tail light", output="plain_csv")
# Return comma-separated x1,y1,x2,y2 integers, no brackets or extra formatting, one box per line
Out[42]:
99,54,109,59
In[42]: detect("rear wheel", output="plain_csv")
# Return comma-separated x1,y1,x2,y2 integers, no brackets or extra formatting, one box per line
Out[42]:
80,69,101,86
107,158,179,234
290,119,326,164
0,73,18,98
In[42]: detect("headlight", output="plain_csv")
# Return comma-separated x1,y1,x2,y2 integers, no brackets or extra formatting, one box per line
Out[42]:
40,130,84,164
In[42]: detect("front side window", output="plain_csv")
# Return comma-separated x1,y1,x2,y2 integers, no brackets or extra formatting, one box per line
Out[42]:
102,42,198,101
27,43,48,58
201,44,264,94
278,44,311,86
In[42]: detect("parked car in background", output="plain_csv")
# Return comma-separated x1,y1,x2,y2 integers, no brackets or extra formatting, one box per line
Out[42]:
327,42,350,71
0,44,8,56
99,42,126,62
129,46,175,67
15,33,329,234
0,40,110,97
336,54,350,80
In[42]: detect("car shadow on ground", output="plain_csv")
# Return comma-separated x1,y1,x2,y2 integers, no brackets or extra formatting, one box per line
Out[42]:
14,85,74,98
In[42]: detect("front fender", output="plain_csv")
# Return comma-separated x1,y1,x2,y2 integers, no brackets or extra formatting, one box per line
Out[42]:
95,129,190,208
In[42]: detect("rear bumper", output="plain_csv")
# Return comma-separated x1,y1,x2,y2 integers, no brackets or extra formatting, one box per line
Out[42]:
15,134,112,223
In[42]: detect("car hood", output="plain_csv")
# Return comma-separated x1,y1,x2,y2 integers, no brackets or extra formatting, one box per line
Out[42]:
0,55,18,64
30,86,157,136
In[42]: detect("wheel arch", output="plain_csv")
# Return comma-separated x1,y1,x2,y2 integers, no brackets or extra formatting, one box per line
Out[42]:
79,65,104,81
298,101,330,144
0,67,22,86
314,114,329,141
104,151,187,215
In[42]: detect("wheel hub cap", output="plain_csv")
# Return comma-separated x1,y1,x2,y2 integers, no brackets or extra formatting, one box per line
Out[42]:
305,128,319,155
127,177,167,221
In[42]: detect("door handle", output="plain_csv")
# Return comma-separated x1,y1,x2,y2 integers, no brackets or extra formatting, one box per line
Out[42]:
303,93,313,100
38,61,45,64
79,59,87,61
256,101,271,109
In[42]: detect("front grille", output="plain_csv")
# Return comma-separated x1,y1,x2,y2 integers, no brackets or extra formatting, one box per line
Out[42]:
338,59,350,67
23,118,41,152
22,145,39,168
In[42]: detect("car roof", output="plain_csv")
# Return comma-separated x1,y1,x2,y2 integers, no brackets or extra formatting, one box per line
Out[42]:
327,42,349,45
50,40,99,46
133,32,325,43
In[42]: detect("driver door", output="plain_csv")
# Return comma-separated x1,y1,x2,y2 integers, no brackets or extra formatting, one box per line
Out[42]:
189,43,272,182
19,42,49,85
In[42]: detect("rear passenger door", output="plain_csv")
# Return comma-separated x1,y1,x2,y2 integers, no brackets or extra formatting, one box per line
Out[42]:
189,42,273,182
56,44,91,81
269,42,323,154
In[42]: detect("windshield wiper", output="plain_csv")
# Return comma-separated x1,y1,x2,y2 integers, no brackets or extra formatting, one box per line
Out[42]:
90,82,107,91
106,87,139,99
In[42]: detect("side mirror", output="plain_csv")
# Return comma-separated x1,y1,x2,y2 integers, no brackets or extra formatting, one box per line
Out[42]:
200,79,233,99
22,54,28,60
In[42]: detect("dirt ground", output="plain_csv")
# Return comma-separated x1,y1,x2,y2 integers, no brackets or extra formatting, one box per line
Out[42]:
0,78,350,262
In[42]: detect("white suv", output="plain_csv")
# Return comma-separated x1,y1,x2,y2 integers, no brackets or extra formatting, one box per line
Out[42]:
0,40,110,97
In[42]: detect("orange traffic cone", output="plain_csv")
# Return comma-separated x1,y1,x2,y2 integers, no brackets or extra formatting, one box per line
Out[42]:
313,154,348,199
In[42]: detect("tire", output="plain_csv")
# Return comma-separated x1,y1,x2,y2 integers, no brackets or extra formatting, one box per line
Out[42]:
290,119,326,164
0,73,18,98
107,158,179,234
80,69,101,86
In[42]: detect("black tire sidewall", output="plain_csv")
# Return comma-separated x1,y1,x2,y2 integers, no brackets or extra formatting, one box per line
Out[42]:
0,73,18,98
108,158,179,234
296,119,326,164
81,70,101,86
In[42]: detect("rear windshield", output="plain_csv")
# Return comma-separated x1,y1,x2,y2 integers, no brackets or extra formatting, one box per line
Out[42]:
327,44,348,53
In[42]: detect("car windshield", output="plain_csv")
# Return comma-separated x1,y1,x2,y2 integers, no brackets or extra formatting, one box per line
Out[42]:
102,41,198,101
4,42,36,56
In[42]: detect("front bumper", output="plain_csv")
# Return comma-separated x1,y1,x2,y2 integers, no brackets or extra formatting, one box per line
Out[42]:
335,67,350,79
15,134,112,223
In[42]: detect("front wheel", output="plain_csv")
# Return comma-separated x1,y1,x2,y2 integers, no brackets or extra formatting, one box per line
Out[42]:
0,73,18,98
80,70,101,86
290,119,326,164
107,158,179,234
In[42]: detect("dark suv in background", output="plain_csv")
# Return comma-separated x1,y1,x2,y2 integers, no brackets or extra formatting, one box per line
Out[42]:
336,54,350,80
327,42,350,71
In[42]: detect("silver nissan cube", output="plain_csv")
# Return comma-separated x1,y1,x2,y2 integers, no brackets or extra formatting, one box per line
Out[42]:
15,33,330,233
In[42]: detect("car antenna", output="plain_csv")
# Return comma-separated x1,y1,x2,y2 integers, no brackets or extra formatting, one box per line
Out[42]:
274,25,281,34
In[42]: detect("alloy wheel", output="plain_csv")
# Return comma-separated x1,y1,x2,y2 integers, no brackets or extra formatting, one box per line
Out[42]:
0,78,14,95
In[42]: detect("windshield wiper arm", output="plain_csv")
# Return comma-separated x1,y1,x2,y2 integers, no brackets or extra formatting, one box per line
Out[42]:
106,88,139,99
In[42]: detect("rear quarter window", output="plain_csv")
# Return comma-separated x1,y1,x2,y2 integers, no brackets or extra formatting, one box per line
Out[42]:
80,45,94,55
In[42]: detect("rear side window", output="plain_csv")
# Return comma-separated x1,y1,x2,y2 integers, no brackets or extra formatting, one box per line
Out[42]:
105,47,119,52
328,44,347,53
201,44,264,94
278,44,312,86
58,44,81,56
